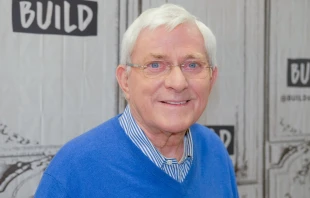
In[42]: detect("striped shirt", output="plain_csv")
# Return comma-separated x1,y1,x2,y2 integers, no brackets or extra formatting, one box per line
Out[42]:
118,106,193,183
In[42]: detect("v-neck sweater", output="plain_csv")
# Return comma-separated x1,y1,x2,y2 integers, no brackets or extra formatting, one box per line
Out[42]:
119,105,193,182
35,115,239,198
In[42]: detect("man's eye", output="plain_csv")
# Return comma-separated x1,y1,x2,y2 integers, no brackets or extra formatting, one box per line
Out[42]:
149,62,160,68
188,62,198,68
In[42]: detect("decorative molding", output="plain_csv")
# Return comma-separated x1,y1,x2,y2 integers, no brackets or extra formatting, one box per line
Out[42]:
279,117,303,135
269,141,310,198
0,146,59,197
0,121,59,197
234,107,249,179
272,141,310,168
235,160,249,179
293,158,310,185
0,122,39,145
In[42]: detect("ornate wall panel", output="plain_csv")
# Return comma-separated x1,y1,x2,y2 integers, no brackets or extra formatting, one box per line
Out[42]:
0,0,120,197
0,0,309,197
267,0,310,197
268,141,310,198
238,185,260,198
269,0,310,142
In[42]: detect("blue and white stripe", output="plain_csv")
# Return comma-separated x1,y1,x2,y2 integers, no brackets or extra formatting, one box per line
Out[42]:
119,106,193,182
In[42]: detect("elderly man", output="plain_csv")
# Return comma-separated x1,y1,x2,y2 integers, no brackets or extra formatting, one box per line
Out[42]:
35,3,239,198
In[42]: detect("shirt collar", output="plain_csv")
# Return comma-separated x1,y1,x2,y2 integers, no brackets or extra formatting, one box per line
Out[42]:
119,105,193,166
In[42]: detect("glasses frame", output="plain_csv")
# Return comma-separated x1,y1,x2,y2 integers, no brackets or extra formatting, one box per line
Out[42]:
126,62,214,79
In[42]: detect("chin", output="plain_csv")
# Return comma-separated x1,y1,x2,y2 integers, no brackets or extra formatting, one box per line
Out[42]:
159,121,193,133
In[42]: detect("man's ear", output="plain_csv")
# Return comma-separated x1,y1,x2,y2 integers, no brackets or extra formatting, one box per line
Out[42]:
210,66,218,87
116,65,130,100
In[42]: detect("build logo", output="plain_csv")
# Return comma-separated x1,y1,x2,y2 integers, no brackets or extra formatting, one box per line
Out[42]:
287,59,310,87
12,0,98,36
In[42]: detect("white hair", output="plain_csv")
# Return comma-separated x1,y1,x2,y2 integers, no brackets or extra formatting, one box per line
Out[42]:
120,3,217,67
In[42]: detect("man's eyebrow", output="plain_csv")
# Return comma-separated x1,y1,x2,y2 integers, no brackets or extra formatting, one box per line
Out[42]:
183,53,206,60
142,53,208,62
149,53,167,59
142,53,167,62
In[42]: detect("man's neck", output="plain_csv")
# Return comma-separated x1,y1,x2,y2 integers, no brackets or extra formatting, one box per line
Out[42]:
143,129,186,162
128,105,187,161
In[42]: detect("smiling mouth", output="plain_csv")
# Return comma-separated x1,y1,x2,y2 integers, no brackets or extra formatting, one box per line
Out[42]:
161,100,190,105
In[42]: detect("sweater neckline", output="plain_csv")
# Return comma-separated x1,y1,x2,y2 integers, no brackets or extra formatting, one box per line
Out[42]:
110,115,198,194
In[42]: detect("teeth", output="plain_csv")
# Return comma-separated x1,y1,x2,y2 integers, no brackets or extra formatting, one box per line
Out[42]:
165,101,187,105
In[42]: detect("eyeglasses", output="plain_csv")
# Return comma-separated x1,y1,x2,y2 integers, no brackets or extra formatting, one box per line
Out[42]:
126,61,213,79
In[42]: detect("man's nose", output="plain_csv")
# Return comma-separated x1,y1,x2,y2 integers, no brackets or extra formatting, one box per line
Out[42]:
164,66,189,92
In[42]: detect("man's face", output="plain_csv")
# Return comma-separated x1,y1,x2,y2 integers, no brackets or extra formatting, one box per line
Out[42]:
117,23,217,134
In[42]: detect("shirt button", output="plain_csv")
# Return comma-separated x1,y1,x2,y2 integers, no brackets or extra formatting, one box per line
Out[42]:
167,160,172,165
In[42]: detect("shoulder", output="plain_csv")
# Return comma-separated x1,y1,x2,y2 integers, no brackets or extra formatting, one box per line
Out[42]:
190,123,222,144
190,123,229,155
61,115,121,151
37,115,130,195
44,115,124,172
190,124,239,198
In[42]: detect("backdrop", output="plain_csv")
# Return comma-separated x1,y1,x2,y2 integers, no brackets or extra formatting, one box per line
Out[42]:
0,0,309,197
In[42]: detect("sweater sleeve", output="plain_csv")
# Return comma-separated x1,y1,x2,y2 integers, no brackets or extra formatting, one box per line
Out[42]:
34,172,70,198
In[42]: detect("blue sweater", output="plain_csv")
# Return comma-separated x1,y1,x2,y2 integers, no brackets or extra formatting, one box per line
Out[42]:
35,115,239,198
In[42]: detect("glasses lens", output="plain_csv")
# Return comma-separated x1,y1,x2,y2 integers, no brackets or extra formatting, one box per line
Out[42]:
185,67,212,79
143,62,168,78
143,65,212,79
144,70,167,78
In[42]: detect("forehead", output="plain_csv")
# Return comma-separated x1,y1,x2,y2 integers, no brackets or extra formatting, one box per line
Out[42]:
131,23,207,61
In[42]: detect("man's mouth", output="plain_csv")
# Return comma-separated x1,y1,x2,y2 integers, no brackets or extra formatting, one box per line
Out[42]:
161,100,190,105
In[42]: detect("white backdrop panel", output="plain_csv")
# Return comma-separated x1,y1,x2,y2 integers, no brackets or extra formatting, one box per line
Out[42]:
0,0,119,146
269,0,310,142
0,0,119,197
